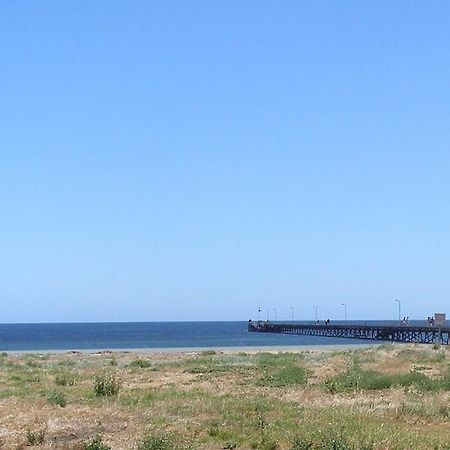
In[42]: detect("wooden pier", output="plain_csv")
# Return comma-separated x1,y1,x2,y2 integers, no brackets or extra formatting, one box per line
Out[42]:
248,321,450,345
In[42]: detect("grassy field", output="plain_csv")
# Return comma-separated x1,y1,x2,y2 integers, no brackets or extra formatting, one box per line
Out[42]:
1,344,450,449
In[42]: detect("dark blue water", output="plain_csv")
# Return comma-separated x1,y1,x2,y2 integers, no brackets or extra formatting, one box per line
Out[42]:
0,321,424,352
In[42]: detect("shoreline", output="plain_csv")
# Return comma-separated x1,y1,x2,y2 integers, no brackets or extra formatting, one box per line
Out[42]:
5,342,385,355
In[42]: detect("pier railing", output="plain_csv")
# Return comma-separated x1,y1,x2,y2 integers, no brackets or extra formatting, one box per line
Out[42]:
248,321,450,345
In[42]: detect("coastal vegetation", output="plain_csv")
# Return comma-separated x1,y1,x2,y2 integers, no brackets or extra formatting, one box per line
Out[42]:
0,345,450,449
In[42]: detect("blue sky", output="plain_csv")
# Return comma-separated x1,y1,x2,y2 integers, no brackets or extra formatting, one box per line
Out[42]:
1,1,449,323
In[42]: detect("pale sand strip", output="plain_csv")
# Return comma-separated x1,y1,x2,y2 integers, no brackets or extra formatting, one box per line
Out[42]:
6,342,384,355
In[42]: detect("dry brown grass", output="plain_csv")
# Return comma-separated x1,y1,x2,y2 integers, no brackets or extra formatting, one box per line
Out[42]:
0,345,449,449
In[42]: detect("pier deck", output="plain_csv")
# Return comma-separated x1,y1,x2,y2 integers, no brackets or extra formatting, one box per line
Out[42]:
248,321,450,345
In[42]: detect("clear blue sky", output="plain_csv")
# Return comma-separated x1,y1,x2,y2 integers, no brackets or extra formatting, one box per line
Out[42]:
1,1,449,323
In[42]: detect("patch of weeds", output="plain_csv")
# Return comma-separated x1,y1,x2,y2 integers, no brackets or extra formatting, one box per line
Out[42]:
265,365,308,387
0,353,7,369
437,405,450,417
138,432,173,450
26,429,46,446
47,389,66,407
324,364,436,393
290,436,314,450
257,352,304,368
54,370,76,386
93,372,120,396
325,366,392,394
109,357,118,366
249,416,278,450
25,359,41,368
397,348,446,364
223,441,237,449
118,389,156,407
128,359,153,369
201,349,217,356
83,436,111,450
393,371,434,391
290,431,373,450
205,423,240,446
395,402,429,419
257,353,308,387
183,356,232,374
57,359,76,368
207,419,221,437
251,433,278,450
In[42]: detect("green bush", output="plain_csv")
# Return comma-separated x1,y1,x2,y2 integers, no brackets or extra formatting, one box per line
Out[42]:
256,353,308,387
290,436,314,449
94,373,120,396
325,366,391,393
129,359,153,368
26,429,45,446
324,364,439,394
83,436,111,450
393,371,433,390
54,371,76,386
261,365,308,387
290,433,374,450
138,433,172,450
47,389,66,407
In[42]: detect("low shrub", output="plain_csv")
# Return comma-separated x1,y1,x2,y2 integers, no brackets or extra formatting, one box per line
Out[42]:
290,432,374,450
261,365,308,387
324,365,440,393
129,359,153,369
94,373,120,396
54,371,76,386
26,429,45,446
83,436,111,450
138,433,172,450
47,389,66,407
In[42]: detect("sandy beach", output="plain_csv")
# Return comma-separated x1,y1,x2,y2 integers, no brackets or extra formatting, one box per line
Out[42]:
6,342,377,356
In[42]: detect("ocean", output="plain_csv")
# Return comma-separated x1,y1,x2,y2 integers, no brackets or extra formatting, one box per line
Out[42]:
0,320,422,352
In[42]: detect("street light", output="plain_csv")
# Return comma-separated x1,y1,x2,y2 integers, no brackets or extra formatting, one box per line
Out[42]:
395,299,401,323
272,308,277,322
313,305,318,322
290,306,295,321
265,308,270,321
341,303,347,321
257,307,261,321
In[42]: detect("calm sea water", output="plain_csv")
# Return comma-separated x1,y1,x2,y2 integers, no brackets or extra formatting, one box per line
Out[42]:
0,321,424,352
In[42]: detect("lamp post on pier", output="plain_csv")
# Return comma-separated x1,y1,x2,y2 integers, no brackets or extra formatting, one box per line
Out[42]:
341,303,347,321
313,305,318,322
395,299,401,323
272,308,277,322
290,306,295,321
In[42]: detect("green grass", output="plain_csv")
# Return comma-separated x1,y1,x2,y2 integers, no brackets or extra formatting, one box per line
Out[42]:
54,369,77,386
324,363,450,394
257,352,308,387
128,358,154,369
1,348,450,449
47,389,67,407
